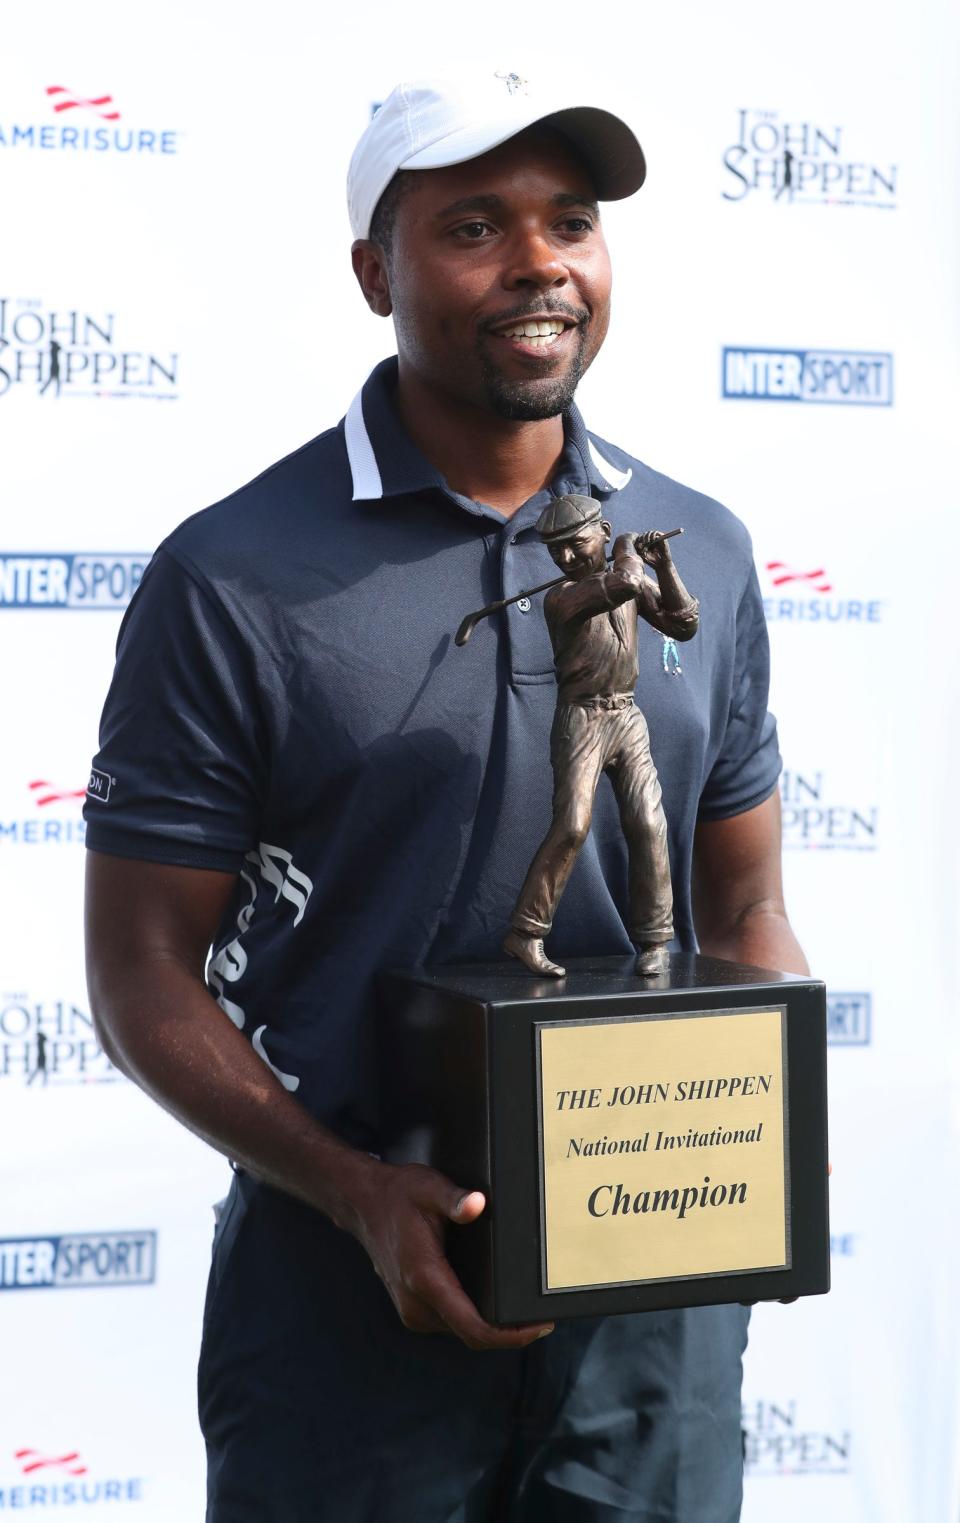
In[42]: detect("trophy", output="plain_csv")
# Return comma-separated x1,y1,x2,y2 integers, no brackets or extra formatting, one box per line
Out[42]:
379,497,829,1325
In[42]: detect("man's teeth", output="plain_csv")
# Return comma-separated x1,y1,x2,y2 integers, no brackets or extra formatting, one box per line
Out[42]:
500,319,567,346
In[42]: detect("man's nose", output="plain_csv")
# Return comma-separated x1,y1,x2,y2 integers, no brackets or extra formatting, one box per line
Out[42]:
501,228,569,291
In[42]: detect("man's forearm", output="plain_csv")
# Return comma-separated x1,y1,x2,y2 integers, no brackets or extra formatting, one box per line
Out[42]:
696,902,809,975
692,796,808,976
90,952,554,1349
91,959,382,1236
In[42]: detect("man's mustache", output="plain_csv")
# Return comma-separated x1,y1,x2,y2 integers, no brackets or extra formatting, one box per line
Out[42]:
479,300,589,334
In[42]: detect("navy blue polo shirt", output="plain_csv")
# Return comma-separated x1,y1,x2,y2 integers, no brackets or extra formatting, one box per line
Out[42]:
85,357,780,1146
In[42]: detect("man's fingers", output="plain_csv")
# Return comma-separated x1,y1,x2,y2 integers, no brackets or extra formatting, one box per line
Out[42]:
403,1165,486,1226
414,1259,553,1351
449,1189,486,1224
372,1165,552,1347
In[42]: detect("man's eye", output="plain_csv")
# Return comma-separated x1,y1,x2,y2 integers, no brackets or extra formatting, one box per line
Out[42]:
559,217,594,234
454,220,494,240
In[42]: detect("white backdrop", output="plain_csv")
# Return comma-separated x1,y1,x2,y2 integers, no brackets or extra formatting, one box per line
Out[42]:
2,1,958,1516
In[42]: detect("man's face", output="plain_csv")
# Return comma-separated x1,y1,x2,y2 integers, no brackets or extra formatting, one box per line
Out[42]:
547,522,609,580
366,129,612,421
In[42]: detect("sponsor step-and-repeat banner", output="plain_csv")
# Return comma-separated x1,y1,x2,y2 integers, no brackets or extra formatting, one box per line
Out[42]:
2,2,958,1518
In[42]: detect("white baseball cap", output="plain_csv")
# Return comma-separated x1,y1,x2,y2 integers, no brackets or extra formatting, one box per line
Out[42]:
347,71,646,241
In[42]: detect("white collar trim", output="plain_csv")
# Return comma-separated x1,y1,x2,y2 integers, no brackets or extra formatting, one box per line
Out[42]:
345,386,384,501
346,381,631,502
588,439,633,492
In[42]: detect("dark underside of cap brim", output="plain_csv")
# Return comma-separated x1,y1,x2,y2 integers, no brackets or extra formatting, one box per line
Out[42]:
539,105,646,199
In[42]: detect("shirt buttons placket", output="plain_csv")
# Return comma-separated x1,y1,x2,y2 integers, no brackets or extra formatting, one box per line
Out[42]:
500,516,556,678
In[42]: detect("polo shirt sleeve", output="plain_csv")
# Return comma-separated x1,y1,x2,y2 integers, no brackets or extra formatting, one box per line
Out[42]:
697,561,781,822
83,546,265,871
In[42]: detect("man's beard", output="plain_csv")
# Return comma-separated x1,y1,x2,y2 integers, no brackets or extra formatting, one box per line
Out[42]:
476,312,590,420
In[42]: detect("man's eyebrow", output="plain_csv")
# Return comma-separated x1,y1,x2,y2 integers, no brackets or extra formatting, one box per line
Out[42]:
433,191,600,220
551,192,600,216
433,194,506,220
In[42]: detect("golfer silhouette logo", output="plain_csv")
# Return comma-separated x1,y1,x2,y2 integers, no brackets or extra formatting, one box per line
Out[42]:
39,339,62,398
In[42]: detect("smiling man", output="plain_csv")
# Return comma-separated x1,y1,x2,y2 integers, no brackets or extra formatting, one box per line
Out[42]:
84,73,806,1523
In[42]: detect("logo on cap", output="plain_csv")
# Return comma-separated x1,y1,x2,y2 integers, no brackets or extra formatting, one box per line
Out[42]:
495,71,528,96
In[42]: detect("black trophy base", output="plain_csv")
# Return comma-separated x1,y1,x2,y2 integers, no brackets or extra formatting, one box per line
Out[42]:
378,954,829,1326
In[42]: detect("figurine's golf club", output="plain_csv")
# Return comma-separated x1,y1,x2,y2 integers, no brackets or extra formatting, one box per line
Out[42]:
454,528,684,647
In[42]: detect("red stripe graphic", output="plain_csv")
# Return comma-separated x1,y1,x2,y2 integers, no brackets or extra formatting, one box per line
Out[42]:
15,1449,89,1476
46,85,121,120
29,779,87,806
765,561,833,593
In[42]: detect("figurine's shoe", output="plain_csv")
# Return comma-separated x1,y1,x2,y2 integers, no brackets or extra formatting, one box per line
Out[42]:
635,944,670,977
503,930,565,978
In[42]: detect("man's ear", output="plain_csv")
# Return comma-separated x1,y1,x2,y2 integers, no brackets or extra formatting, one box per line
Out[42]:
600,519,613,543
351,241,393,318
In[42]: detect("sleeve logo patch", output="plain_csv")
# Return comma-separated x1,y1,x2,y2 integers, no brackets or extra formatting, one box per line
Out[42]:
86,768,113,804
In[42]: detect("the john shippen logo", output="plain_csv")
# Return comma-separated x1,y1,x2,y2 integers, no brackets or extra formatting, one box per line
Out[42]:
723,110,897,208
743,1397,851,1476
0,299,178,400
780,770,878,852
0,993,124,1086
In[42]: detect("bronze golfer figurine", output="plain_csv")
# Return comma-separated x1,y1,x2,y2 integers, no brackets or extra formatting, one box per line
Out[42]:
501,495,700,978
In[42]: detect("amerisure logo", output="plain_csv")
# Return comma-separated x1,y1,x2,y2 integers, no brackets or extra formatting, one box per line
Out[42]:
761,560,883,625
722,109,897,208
3,1448,145,1509
0,554,148,608
0,780,88,847
722,347,892,405
0,1232,156,1290
0,84,178,154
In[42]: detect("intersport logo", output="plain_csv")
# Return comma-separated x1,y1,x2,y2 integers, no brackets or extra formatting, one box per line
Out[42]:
0,84,179,155
0,554,148,608
722,347,892,406
0,1232,157,1291
828,993,872,1046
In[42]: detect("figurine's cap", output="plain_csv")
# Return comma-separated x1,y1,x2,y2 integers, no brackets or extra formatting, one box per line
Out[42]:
536,494,603,544
348,72,646,240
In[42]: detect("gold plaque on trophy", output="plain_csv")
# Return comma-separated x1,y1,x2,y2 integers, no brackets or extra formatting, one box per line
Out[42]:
537,1006,788,1292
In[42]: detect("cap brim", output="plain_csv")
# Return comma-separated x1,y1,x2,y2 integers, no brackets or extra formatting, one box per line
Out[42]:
403,103,645,200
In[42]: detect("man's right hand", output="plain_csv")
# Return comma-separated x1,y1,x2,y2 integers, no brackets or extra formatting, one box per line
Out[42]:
86,853,552,1355
343,1159,554,1351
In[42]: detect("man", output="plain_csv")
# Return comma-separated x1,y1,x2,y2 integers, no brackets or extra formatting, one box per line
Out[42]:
504,500,699,978
85,73,807,1522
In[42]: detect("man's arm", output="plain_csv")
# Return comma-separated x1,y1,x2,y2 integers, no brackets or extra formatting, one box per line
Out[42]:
692,790,808,973
694,792,821,1308
85,852,552,1350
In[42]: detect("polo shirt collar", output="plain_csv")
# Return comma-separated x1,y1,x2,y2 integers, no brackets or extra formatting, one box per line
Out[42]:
344,357,632,506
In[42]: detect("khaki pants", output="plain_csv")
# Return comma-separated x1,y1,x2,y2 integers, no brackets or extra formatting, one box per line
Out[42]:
510,696,673,946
